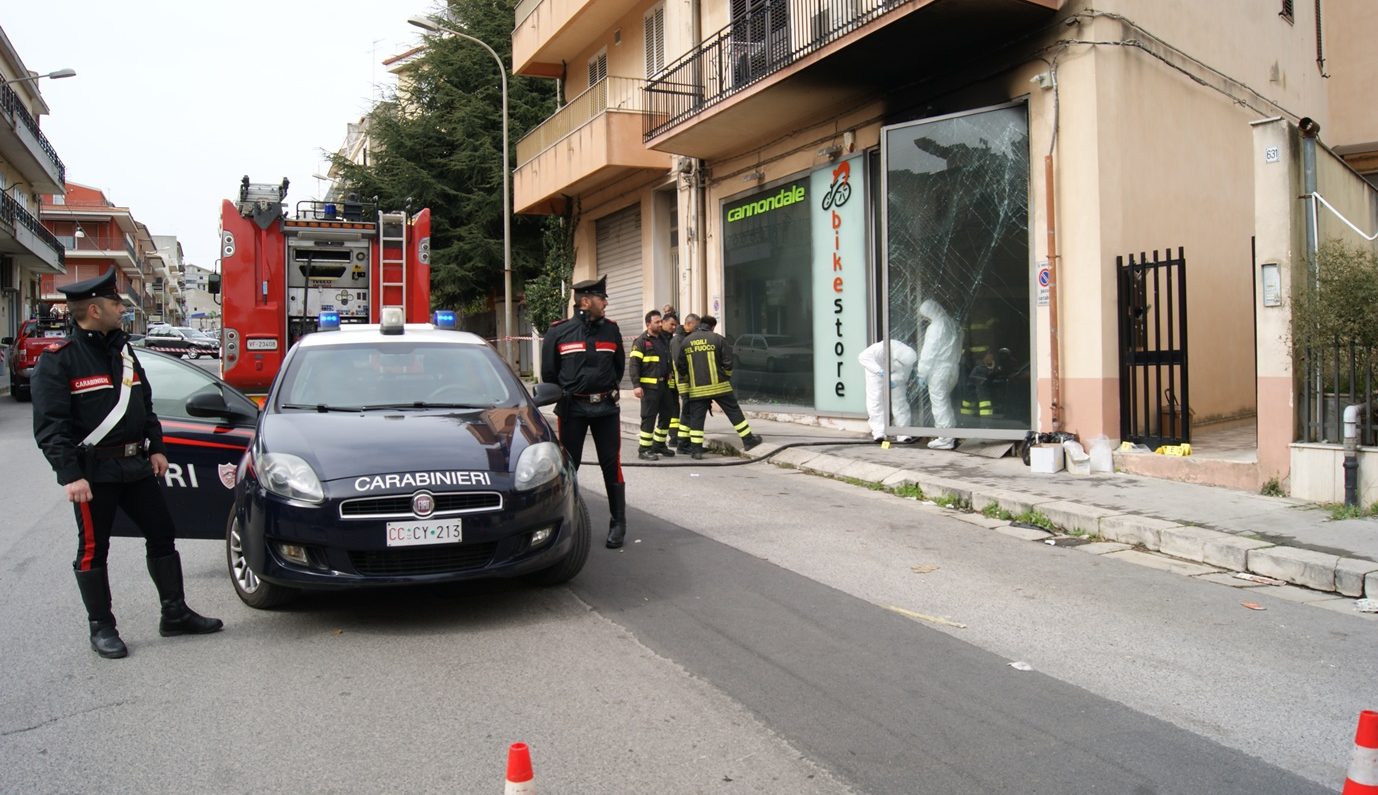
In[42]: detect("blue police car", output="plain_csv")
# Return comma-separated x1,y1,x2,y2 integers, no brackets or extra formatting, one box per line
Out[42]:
223,308,588,608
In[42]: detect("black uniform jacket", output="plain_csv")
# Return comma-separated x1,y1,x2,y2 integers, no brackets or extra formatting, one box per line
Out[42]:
628,329,672,388
32,327,166,485
676,328,736,399
541,312,625,417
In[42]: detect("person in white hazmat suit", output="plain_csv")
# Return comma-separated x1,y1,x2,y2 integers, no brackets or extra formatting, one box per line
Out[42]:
858,340,918,443
915,298,961,450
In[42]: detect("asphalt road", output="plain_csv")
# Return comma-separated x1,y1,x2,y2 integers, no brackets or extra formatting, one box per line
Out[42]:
1,396,1369,792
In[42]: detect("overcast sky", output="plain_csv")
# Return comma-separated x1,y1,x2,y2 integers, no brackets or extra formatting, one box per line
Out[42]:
5,1,443,271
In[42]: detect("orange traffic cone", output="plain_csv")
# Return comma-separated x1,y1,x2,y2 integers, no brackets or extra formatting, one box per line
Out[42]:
505,742,535,794
1344,710,1378,794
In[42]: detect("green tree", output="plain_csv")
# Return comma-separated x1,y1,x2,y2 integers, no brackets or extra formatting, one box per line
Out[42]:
526,201,579,332
328,0,557,309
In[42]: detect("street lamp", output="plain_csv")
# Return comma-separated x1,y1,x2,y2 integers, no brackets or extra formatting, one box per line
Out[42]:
407,14,514,368
2,68,76,87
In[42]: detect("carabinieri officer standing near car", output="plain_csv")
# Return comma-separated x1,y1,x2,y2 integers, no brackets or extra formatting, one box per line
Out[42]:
32,268,222,659
540,276,629,549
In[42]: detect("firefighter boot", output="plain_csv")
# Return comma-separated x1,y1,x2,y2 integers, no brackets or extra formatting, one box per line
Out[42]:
742,433,764,452
651,441,676,458
637,447,660,461
74,568,128,659
147,552,224,637
690,444,706,461
606,484,627,549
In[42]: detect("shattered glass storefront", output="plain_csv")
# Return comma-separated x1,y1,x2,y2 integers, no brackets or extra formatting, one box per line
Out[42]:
883,102,1032,438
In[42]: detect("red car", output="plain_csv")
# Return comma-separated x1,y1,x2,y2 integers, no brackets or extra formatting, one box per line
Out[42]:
3,316,70,401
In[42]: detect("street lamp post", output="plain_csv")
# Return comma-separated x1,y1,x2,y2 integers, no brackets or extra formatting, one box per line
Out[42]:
407,15,515,369
1,68,77,88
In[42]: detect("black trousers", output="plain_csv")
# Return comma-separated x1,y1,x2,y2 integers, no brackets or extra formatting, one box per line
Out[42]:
638,387,678,447
685,391,753,448
71,476,177,572
558,412,624,491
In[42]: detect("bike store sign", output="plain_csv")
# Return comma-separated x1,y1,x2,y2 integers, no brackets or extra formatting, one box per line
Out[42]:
811,155,867,414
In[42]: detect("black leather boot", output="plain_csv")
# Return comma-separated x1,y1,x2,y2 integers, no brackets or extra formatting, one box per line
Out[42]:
637,447,660,461
147,552,224,637
606,484,627,549
652,441,676,458
742,433,764,451
74,568,128,659
690,444,706,460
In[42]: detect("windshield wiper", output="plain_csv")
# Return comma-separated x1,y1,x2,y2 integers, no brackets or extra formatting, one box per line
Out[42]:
281,403,363,413
359,401,489,410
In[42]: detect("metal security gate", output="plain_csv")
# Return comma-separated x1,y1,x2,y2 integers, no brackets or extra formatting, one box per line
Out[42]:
595,205,644,343
1117,247,1190,447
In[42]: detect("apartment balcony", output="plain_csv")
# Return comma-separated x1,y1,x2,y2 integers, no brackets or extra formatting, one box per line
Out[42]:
0,82,66,193
643,0,1059,158
53,231,142,277
515,76,671,215
0,192,64,273
513,0,643,77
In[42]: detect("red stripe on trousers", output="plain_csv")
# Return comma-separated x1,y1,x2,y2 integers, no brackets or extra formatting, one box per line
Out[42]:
79,501,96,572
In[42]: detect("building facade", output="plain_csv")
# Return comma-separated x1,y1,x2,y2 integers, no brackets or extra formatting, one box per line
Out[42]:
0,26,67,394
40,182,156,333
180,262,220,330
512,0,1376,490
150,233,188,327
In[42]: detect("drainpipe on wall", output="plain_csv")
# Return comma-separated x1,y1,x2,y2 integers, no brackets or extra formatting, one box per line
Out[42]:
1045,154,1062,433
1300,117,1320,437
689,0,707,315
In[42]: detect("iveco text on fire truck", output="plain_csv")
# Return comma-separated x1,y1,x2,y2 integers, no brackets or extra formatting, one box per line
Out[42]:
216,177,432,395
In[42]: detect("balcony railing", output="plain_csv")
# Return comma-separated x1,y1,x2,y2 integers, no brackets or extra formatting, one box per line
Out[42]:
644,0,905,140
515,0,542,26
517,76,649,166
57,232,142,265
0,80,67,184
1,191,65,265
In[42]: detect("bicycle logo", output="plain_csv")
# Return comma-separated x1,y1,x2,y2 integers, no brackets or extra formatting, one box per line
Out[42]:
821,160,852,211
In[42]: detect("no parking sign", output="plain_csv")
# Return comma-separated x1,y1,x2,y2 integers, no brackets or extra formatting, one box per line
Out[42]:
1037,263,1051,306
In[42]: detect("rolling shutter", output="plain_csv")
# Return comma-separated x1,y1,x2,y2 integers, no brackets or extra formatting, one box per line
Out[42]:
595,205,643,363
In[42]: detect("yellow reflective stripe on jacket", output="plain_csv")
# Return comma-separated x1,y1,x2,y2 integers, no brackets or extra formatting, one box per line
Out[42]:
630,349,645,359
638,377,659,384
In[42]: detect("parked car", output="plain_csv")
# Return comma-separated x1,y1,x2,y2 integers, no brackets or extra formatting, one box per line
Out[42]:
142,325,221,359
733,333,813,374
3,316,70,401
223,311,586,608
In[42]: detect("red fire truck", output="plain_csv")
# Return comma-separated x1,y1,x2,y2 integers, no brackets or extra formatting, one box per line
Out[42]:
216,177,432,395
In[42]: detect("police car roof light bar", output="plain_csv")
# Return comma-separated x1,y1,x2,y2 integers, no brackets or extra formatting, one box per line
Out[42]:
432,310,457,329
318,311,341,331
380,306,405,335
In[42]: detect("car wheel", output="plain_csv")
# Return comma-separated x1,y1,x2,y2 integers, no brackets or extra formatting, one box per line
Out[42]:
226,515,297,609
525,494,591,586
11,384,30,402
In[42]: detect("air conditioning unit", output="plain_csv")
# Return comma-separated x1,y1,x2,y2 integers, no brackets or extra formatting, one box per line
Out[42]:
0,260,20,292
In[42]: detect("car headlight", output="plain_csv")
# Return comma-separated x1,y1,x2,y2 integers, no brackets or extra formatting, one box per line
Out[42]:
514,441,562,492
255,451,325,504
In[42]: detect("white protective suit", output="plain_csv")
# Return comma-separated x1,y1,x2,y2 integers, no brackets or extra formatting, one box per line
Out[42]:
858,340,918,441
914,299,961,435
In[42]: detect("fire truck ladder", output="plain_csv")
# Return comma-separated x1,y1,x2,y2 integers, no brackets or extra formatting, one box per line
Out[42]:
378,211,409,312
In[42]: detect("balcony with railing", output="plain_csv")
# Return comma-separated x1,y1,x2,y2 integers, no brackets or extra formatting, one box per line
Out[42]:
0,81,67,193
515,75,671,215
643,0,1059,158
0,191,65,272
513,0,644,77
51,230,142,276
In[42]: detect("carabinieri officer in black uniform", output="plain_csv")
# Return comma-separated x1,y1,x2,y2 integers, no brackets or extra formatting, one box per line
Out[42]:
32,268,222,659
540,276,629,549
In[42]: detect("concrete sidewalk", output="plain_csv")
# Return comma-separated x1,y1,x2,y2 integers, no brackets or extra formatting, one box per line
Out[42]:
612,392,1378,600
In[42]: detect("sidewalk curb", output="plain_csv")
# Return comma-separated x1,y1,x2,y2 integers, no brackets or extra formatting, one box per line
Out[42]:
677,426,1378,601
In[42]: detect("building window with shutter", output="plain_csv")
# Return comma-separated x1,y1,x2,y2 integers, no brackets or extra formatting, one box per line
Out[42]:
644,3,666,78
1280,0,1294,23
587,49,607,89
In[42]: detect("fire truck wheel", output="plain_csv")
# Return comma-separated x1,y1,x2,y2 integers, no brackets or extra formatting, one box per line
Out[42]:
525,494,590,586
226,515,297,609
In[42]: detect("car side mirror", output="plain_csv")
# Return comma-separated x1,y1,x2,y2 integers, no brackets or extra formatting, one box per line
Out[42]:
186,390,255,423
531,382,563,407
207,273,221,295
0,337,12,346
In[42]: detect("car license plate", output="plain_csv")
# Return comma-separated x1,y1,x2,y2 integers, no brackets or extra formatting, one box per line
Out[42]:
385,519,462,547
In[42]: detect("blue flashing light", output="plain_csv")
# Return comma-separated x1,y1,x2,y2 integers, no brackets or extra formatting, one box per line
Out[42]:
432,309,457,329
318,311,341,331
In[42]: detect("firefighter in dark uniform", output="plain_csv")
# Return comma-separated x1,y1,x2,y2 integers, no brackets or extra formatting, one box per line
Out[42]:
31,268,222,660
671,312,698,449
629,309,677,461
675,314,763,459
540,276,630,549
659,311,682,448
